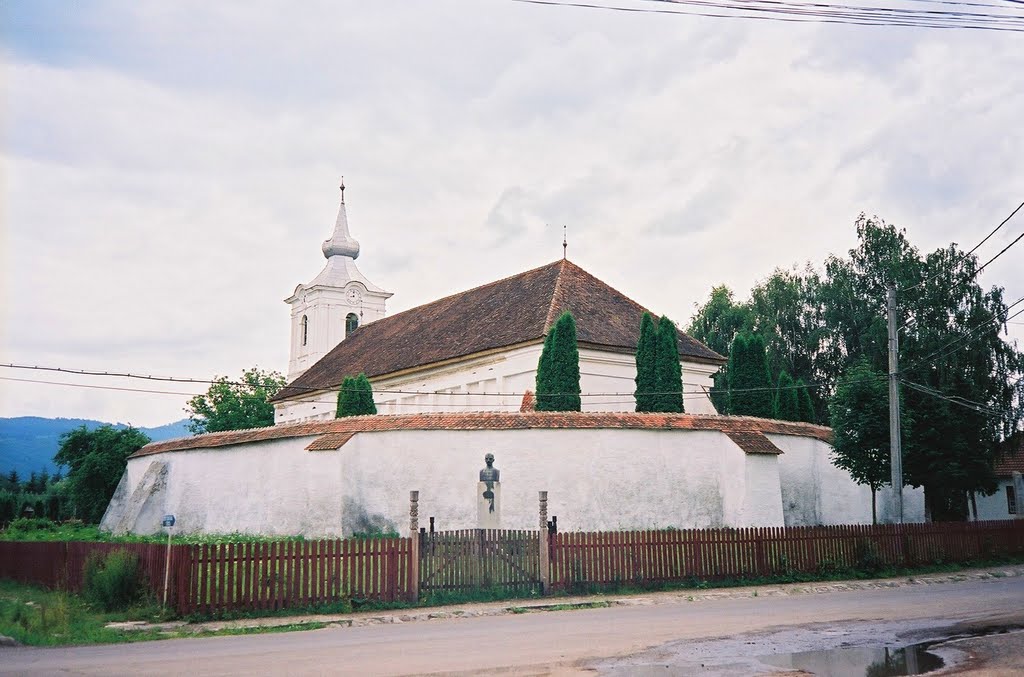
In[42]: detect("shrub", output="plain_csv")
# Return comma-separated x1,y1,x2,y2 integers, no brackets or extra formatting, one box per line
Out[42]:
5,517,57,536
82,549,145,611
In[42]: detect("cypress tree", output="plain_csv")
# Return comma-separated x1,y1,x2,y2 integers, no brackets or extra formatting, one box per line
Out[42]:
536,311,581,411
653,315,684,413
535,326,559,411
355,373,377,415
336,376,357,417
728,332,773,418
773,371,800,421
797,380,816,424
634,312,657,412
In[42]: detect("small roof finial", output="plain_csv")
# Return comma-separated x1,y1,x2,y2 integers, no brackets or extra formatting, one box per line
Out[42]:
562,225,567,260
339,176,346,204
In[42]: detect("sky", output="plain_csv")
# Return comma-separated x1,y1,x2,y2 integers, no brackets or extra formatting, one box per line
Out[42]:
1,0,1022,428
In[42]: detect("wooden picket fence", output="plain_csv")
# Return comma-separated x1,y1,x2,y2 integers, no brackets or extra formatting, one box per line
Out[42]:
2,520,1022,616
547,520,1024,592
418,529,540,595
0,537,414,616
0,541,171,596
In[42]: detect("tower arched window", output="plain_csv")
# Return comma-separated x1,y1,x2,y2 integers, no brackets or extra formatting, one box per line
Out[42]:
301,315,308,346
346,313,359,336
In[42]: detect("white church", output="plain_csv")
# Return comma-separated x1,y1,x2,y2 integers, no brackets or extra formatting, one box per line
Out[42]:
100,184,925,537
272,181,724,422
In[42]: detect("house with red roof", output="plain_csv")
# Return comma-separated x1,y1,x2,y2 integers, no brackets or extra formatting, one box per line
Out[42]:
974,437,1024,520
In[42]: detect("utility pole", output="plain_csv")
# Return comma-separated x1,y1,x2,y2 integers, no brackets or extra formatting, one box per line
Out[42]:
887,286,904,524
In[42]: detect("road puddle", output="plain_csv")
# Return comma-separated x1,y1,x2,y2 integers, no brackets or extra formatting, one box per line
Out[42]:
759,642,944,676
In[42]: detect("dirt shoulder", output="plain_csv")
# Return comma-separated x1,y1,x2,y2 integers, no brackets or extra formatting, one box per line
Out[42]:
935,626,1024,676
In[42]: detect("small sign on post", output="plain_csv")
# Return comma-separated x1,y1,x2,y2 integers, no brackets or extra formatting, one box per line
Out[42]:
161,514,175,608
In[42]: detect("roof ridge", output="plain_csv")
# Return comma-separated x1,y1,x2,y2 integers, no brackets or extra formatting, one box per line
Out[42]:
544,259,569,331
358,259,565,329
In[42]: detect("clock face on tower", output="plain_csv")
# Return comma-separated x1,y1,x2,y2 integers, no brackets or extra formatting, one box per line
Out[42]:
346,286,363,306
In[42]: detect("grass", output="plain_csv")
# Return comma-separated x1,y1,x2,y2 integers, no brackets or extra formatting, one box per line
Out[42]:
0,518,313,544
0,579,170,646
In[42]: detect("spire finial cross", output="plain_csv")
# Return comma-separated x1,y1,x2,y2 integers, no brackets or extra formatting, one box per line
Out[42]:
562,225,567,260
339,176,346,204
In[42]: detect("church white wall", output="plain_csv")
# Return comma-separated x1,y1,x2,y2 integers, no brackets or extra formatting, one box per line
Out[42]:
274,344,721,424
108,427,882,538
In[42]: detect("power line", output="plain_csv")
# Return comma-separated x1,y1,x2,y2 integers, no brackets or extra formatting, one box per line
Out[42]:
0,360,877,400
901,199,1024,294
966,200,1024,257
901,297,1024,374
513,0,1024,31
0,376,203,397
975,229,1024,276
901,378,1005,417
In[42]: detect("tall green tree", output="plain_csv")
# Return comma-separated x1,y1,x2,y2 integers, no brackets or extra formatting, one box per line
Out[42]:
336,374,377,417
690,214,1023,519
773,371,800,422
728,332,774,418
536,311,581,411
749,267,828,420
336,376,357,417
634,312,658,412
186,367,286,434
354,374,377,415
820,217,1020,519
796,380,816,424
653,315,685,413
688,286,753,414
829,359,899,523
54,425,151,523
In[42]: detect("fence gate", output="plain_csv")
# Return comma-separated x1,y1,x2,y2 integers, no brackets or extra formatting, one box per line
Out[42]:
418,529,541,595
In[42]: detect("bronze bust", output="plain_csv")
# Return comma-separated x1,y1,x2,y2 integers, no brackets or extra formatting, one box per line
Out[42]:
479,453,500,482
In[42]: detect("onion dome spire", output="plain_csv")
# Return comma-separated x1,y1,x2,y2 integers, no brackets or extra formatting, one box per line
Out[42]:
322,177,360,260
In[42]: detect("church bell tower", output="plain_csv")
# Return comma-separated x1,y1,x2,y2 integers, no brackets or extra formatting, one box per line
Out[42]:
285,180,392,382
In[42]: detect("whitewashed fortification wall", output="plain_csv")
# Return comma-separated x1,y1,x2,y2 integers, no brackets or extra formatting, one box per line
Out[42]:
102,421,923,537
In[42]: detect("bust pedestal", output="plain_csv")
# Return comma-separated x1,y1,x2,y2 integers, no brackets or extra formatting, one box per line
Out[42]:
477,481,501,529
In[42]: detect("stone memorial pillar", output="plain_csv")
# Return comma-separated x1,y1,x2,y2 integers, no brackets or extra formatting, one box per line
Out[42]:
477,453,501,529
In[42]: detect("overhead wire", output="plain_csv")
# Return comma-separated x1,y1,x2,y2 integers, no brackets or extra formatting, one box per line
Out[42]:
1,360,882,401
900,297,1024,375
900,378,1005,417
512,0,1024,31
900,199,1024,295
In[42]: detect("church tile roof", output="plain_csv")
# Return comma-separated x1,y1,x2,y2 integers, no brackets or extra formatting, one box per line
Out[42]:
726,431,784,455
273,259,724,402
129,412,832,458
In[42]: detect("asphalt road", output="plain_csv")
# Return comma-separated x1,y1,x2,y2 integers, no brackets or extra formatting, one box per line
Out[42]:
3,576,1023,676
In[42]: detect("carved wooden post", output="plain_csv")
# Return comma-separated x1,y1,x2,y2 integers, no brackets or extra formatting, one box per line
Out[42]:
538,491,550,595
409,490,420,603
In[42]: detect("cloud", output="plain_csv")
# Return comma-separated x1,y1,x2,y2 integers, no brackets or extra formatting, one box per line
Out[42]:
2,0,1022,425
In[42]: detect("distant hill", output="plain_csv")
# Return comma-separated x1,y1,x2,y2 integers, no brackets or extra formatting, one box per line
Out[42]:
0,417,191,477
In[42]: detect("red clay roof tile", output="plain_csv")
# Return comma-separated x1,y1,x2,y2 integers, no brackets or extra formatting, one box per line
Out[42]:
130,412,832,458
272,260,724,402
